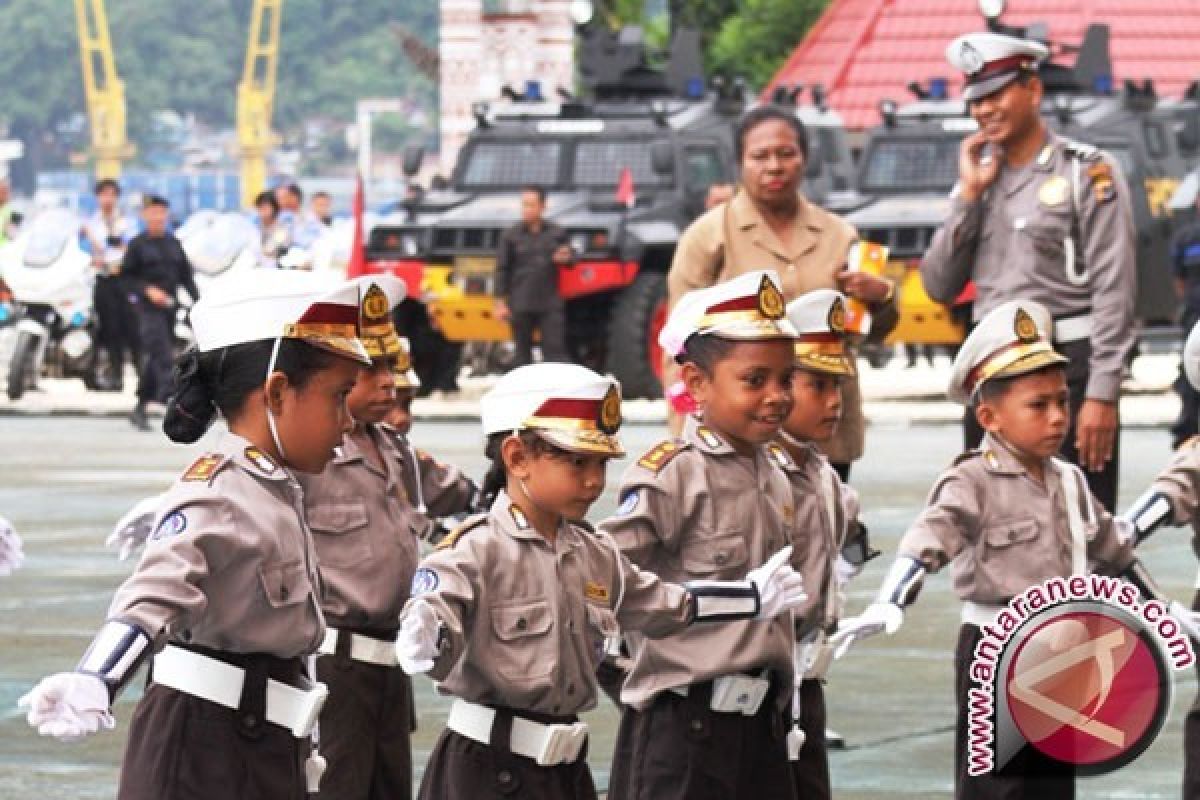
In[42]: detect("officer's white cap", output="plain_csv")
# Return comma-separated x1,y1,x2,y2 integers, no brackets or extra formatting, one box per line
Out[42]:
190,269,370,364
391,336,420,390
785,289,856,376
481,363,624,456
948,300,1066,405
658,270,796,360
1185,324,1200,391
946,32,1049,102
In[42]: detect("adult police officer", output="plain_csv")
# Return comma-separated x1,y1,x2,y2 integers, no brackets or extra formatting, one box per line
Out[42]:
922,32,1136,511
1170,210,1200,446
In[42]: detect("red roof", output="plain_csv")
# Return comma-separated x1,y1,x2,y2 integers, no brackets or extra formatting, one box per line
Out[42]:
767,0,1200,129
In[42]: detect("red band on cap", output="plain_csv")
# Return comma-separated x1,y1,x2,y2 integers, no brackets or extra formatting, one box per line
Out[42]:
796,332,843,344
533,397,601,421
298,302,359,326
707,295,758,314
968,55,1032,83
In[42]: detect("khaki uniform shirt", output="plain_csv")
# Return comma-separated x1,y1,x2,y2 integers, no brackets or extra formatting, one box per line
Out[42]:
898,433,1135,605
600,415,796,710
1148,438,1200,549
921,132,1136,402
666,190,897,463
407,490,692,717
110,433,324,657
298,424,476,631
773,436,861,634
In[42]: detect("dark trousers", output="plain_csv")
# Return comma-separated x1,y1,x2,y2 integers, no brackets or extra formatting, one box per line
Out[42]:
608,682,796,800
417,711,596,800
954,624,1076,799
963,338,1119,511
94,274,137,375
788,679,831,800
511,306,568,367
315,642,414,800
119,663,308,800
133,300,175,405
1185,590,1200,799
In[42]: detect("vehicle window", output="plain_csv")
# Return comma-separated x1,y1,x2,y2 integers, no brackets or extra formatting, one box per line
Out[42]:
860,136,964,192
683,147,726,193
460,141,562,188
573,140,672,188
1144,121,1167,160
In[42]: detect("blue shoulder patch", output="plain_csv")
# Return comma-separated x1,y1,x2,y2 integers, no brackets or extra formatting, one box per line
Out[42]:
616,489,640,516
150,511,187,542
411,567,440,595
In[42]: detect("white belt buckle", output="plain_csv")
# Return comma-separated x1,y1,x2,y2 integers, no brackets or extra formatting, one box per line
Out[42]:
534,722,588,766
710,675,769,716
287,681,329,738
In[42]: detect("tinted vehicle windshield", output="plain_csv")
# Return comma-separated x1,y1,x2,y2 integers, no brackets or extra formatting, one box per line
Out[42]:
460,141,562,188
860,135,965,193
573,140,671,188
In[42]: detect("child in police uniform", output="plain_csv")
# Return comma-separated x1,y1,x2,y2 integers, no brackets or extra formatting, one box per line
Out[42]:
393,362,806,800
297,276,478,800
774,289,873,800
1117,323,1200,798
602,270,804,800
831,300,1173,800
19,270,371,800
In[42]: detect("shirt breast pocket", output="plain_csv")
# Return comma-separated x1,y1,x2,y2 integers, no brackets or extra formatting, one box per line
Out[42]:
979,518,1046,592
490,599,554,679
307,501,373,568
680,533,749,579
1023,211,1083,283
259,560,313,608
584,603,619,668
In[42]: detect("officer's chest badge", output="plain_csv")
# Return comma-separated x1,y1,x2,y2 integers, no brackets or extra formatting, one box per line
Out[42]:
584,581,610,604
1037,176,1068,208
1014,308,1040,343
757,275,785,319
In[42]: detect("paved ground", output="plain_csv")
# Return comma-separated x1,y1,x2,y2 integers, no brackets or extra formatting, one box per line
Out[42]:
0,417,1195,797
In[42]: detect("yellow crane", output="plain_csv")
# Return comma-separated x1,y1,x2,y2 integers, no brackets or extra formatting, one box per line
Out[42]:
237,0,284,209
73,0,133,179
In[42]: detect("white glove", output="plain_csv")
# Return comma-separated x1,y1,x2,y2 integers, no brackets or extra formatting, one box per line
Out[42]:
106,494,164,561
396,600,442,675
747,546,807,620
1169,601,1200,643
828,602,904,660
18,672,114,741
0,515,25,576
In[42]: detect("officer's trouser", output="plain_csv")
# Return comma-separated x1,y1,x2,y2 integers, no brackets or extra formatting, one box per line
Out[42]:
1184,590,1200,799
963,338,1119,511
132,299,175,405
511,306,568,367
787,678,830,800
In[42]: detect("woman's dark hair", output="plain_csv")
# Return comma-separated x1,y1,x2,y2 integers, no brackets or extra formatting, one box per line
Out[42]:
479,430,566,509
677,332,739,374
734,105,808,162
164,338,341,443
254,190,280,214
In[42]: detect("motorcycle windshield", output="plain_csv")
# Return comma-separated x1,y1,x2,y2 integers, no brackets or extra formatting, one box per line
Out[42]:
22,209,78,268
181,212,257,276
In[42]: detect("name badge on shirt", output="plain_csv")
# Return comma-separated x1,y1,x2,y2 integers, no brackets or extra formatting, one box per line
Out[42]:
1038,176,1069,208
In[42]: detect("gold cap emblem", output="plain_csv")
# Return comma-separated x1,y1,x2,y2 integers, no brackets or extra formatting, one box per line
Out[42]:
598,384,622,434
828,297,846,334
1014,308,1039,343
362,285,390,323
757,275,785,319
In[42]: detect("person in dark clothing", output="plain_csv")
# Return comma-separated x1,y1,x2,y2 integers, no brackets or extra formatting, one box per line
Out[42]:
121,196,198,431
1171,216,1200,447
83,179,138,390
494,185,573,367
391,298,462,395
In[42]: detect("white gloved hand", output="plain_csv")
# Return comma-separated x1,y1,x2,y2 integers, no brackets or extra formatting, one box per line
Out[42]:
0,515,25,576
396,601,442,675
18,672,114,741
747,546,807,620
1169,601,1200,643
828,602,904,660
105,494,164,561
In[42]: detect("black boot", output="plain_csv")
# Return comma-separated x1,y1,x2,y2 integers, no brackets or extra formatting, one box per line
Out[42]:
130,402,151,432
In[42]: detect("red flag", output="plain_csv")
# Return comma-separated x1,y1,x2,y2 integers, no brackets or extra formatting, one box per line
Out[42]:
615,166,635,209
346,172,367,278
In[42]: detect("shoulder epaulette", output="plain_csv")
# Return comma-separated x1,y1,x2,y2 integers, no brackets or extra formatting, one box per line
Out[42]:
636,439,687,474
181,453,228,484
952,448,983,467
435,513,489,551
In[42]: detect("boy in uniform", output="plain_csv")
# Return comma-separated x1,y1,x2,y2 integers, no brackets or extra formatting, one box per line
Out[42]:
832,301,1171,799
603,270,802,800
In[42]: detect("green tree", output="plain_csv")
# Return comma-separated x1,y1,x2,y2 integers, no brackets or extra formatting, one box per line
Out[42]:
709,0,830,88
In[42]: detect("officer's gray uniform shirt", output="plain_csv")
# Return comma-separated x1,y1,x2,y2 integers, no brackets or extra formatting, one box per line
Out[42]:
921,132,1136,402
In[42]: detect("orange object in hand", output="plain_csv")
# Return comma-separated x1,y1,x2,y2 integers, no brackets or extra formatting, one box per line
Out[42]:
843,241,889,335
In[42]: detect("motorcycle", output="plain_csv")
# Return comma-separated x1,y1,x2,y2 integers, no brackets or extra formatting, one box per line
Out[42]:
0,209,96,400
175,211,259,349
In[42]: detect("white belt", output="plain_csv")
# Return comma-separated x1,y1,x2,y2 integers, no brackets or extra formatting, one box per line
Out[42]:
1053,314,1092,343
152,645,328,738
961,601,1005,628
669,672,771,715
445,698,588,767
318,628,398,667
